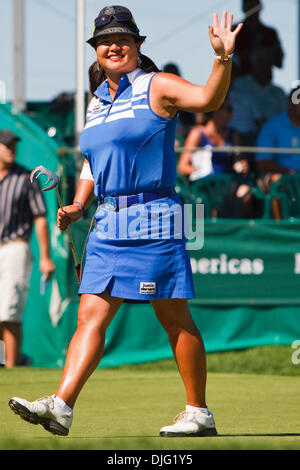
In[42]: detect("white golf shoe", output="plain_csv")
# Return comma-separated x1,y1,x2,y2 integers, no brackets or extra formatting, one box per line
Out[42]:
9,395,73,436
160,405,217,437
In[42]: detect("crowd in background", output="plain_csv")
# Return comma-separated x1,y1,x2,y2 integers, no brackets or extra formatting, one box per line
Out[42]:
174,0,300,220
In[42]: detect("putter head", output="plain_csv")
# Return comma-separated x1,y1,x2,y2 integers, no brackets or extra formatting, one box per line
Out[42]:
30,165,59,191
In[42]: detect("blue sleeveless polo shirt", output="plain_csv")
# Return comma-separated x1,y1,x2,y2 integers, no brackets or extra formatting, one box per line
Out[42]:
80,67,177,197
78,68,195,301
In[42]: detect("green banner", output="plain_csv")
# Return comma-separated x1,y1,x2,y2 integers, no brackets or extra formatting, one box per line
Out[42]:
189,220,300,305
22,218,300,368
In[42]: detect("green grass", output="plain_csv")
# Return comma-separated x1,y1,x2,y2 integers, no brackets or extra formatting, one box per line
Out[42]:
124,345,300,376
1,346,300,451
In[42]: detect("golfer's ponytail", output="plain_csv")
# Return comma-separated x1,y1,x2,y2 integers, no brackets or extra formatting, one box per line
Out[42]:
88,54,160,95
138,53,160,74
89,61,106,95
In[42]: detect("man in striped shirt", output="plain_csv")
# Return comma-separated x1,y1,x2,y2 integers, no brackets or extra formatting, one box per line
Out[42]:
0,129,55,367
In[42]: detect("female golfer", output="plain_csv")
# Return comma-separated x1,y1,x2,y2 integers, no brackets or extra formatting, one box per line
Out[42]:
9,5,242,437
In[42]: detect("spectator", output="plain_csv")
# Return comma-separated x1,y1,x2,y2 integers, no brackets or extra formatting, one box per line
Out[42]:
177,100,255,218
234,0,284,78
255,87,300,218
178,99,243,179
232,49,287,122
228,60,265,146
0,130,55,367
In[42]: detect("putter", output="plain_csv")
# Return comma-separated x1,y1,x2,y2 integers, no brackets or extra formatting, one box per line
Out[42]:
30,165,81,284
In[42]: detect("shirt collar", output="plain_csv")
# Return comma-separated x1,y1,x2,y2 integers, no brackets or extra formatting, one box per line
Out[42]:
95,67,144,103
126,67,144,83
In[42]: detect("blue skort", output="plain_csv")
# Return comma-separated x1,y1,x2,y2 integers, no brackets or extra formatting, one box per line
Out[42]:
78,194,195,301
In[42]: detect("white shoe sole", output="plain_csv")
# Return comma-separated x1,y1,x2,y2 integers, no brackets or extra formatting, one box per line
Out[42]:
8,399,69,436
160,427,218,437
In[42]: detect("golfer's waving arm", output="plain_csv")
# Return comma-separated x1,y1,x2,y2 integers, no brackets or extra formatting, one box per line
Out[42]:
150,12,243,117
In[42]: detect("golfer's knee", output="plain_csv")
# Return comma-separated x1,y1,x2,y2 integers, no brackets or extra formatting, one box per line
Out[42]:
77,304,104,332
156,312,198,338
77,300,117,335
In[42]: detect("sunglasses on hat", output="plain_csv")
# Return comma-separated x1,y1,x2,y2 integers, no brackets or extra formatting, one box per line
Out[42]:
94,12,139,31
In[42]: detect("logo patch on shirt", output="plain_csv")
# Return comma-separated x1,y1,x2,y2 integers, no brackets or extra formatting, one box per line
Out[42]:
92,102,102,114
140,282,156,294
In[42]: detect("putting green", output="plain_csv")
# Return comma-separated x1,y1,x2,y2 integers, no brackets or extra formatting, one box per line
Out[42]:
1,366,299,450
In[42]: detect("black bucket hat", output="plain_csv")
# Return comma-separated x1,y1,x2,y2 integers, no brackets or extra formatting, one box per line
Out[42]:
87,5,146,48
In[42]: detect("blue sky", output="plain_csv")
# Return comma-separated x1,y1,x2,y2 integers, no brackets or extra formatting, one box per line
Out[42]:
0,0,298,101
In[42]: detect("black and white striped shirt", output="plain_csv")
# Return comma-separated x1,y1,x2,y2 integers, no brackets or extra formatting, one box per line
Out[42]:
0,163,47,243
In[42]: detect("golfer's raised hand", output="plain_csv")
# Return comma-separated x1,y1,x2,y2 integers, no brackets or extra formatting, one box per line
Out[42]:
57,204,82,231
209,11,243,57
